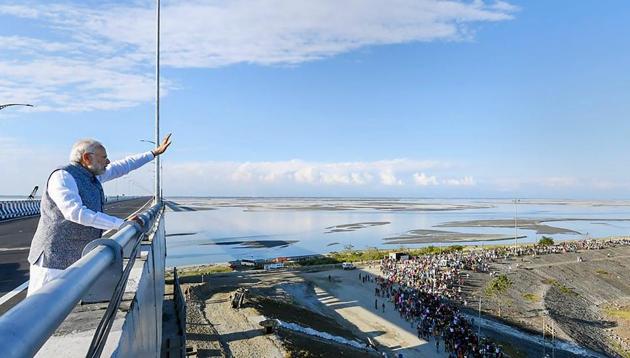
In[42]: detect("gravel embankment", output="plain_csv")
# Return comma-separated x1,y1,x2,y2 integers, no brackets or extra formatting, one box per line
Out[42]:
545,284,613,356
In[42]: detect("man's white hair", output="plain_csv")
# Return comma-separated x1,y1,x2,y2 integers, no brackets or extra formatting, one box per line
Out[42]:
69,139,103,163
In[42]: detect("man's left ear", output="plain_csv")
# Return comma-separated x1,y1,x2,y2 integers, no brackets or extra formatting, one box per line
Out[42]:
82,152,92,164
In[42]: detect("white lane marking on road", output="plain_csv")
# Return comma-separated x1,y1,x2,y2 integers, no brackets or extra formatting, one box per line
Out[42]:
0,247,29,252
0,281,29,306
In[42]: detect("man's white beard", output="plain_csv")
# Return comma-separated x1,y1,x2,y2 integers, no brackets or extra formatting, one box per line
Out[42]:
87,163,106,176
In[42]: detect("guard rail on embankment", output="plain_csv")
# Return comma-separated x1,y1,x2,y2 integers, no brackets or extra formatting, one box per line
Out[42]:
0,202,167,357
0,196,140,221
0,200,40,221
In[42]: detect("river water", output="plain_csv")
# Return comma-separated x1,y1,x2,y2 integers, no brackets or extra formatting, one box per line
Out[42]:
165,198,630,267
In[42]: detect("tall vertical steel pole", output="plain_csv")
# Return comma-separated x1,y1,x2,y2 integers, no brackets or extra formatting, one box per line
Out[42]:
155,0,161,204
514,199,518,247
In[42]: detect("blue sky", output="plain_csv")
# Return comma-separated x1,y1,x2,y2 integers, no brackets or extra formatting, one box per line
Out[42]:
1,0,630,198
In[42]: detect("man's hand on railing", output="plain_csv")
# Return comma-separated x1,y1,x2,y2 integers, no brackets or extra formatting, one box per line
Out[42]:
127,215,147,233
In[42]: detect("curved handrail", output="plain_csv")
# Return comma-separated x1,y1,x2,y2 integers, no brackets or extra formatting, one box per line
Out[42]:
0,203,163,357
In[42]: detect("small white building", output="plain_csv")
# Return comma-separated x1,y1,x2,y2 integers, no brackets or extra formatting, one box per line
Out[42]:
388,252,409,261
264,263,284,270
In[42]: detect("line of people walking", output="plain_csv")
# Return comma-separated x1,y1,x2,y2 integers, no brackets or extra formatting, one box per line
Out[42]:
367,237,630,357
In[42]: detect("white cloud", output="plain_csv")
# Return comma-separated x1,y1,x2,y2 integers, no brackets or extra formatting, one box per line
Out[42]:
350,172,373,185
0,4,39,18
0,0,518,112
183,158,441,187
294,167,317,183
489,1,520,12
3,136,629,197
379,170,404,186
442,176,475,186
413,172,438,186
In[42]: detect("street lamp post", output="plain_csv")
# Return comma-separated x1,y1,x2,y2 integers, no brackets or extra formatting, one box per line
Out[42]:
0,103,34,111
154,0,161,204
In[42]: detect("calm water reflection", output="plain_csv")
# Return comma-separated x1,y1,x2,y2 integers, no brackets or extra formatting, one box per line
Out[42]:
165,198,630,267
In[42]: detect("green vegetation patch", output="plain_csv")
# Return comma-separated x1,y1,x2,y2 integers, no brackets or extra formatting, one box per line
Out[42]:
541,278,557,285
408,245,465,256
169,265,233,279
607,337,630,358
298,244,465,266
543,277,590,296
538,236,554,246
485,274,513,297
546,280,578,296
522,293,540,303
297,256,341,266
555,283,577,296
595,269,609,275
603,306,630,320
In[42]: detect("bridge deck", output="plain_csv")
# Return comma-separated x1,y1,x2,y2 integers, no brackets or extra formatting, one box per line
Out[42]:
0,197,152,298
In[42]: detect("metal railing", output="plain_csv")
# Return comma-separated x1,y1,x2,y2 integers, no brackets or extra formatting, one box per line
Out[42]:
0,203,163,357
0,200,40,221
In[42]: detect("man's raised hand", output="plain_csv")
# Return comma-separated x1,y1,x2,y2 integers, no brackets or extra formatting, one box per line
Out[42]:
152,133,172,156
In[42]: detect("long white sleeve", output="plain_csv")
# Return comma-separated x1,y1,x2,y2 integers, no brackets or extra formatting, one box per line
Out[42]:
48,171,125,230
98,151,154,183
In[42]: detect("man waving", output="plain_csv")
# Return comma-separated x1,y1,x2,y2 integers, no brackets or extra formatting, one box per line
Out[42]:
27,134,172,296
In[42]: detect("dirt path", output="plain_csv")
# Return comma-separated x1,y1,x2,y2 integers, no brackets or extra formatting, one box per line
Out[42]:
299,268,447,357
523,254,630,269
185,285,227,357
202,290,285,357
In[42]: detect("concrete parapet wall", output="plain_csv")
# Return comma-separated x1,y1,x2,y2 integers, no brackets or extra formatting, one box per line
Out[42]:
113,211,166,357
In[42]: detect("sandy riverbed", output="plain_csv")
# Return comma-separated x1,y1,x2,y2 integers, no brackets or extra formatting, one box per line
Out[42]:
176,244,630,357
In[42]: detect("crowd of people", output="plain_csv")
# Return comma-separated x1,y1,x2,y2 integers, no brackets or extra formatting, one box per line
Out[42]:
379,250,486,302
370,270,504,357
368,237,630,357
488,237,630,259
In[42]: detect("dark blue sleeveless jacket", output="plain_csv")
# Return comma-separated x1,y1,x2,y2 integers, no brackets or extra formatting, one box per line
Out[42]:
28,163,105,269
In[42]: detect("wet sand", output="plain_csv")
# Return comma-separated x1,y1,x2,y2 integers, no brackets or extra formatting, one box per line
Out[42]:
384,229,525,244
437,219,581,235
438,218,630,235
325,221,390,233
167,199,493,212
202,240,299,249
